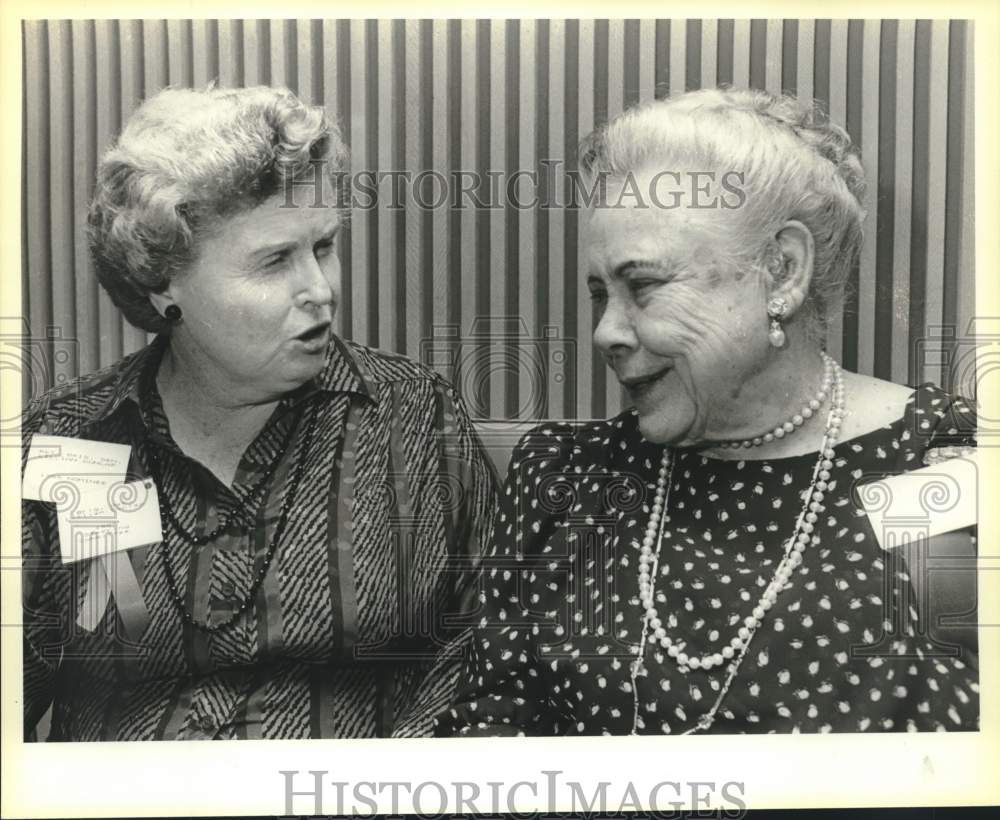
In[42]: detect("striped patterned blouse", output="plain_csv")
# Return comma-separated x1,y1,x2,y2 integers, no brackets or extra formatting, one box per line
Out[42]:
21,334,498,741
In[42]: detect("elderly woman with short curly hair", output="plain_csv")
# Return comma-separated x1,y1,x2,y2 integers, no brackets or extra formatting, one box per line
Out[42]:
438,87,978,736
22,85,497,741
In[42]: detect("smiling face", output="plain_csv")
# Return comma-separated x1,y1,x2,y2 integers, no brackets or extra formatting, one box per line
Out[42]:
154,181,343,402
586,171,777,446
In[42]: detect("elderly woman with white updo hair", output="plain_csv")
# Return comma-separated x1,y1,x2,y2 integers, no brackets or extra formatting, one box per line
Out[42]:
21,85,497,741
436,87,978,736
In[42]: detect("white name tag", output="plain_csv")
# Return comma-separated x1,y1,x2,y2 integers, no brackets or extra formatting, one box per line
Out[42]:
56,479,163,564
23,434,132,502
859,453,978,550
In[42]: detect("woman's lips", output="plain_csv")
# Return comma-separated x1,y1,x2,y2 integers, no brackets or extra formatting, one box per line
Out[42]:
622,368,672,402
295,323,331,351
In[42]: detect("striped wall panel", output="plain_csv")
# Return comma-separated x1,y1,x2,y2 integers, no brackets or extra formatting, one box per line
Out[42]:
21,18,976,420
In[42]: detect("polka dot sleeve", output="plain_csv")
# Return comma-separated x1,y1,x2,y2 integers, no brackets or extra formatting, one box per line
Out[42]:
434,426,576,736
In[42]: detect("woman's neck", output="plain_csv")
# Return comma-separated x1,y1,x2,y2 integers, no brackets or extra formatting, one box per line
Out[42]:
155,344,280,486
699,342,834,460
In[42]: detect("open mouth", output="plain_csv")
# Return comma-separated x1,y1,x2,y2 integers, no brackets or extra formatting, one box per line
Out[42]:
295,322,331,346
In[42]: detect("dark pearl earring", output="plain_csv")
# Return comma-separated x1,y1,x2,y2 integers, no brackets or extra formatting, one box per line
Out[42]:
164,304,182,322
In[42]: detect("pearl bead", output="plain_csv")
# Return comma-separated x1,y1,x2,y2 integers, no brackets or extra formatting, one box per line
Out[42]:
632,357,840,686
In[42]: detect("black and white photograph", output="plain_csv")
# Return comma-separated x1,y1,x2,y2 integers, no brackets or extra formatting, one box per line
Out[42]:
3,4,998,817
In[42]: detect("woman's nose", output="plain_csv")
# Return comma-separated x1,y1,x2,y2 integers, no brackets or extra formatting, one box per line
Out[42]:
296,254,338,309
593,298,637,357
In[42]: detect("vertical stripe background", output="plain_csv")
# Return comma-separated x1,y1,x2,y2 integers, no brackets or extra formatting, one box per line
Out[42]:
20,18,977,420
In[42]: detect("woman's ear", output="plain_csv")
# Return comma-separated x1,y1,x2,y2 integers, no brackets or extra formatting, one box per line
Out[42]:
770,219,815,317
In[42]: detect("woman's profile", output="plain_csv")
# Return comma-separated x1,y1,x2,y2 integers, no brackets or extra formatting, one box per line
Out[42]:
437,87,978,736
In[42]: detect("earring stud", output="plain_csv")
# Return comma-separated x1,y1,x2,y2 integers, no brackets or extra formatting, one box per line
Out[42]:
766,297,788,348
164,304,182,322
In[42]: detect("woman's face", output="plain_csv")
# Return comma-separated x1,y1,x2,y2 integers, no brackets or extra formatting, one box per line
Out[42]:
586,172,773,446
160,182,342,401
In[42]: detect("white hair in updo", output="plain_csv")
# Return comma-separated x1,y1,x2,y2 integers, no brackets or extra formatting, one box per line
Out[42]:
580,87,867,342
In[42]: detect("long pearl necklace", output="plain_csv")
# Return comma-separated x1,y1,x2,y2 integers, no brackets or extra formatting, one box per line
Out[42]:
629,356,846,735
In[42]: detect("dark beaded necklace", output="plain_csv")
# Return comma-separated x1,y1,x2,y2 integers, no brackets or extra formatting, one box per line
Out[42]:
148,406,299,547
150,400,320,633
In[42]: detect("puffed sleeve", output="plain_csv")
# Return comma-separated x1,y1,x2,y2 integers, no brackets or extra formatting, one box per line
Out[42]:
434,424,576,737
915,386,977,464
911,386,979,670
390,378,500,737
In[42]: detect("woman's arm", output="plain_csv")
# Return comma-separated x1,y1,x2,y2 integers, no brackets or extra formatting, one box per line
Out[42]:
389,378,500,737
432,425,576,737
20,399,65,740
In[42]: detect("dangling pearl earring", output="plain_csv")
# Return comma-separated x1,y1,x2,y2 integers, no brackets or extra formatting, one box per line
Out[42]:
767,297,788,348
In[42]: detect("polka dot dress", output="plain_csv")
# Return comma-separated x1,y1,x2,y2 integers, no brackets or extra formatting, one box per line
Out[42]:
436,384,979,736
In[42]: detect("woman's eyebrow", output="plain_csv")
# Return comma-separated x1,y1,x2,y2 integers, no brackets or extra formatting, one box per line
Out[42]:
610,259,668,279
245,239,297,260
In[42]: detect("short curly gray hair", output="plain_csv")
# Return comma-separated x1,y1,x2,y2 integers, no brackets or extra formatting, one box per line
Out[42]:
580,87,867,342
88,85,349,334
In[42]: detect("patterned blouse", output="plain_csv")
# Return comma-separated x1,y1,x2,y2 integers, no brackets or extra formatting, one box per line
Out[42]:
22,334,498,741
436,384,979,735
